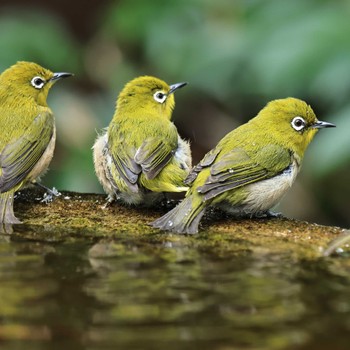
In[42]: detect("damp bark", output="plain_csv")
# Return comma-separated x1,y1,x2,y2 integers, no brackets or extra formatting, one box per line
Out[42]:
5,188,345,259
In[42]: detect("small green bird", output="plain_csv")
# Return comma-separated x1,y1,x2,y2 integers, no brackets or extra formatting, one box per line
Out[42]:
0,61,72,224
93,76,192,206
152,97,335,234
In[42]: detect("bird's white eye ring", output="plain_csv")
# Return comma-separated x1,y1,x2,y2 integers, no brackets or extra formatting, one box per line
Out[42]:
153,91,167,103
291,116,306,131
31,76,45,89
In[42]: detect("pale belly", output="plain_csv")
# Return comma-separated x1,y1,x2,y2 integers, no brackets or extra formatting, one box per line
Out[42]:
174,136,192,170
27,127,56,183
220,159,299,215
93,132,115,197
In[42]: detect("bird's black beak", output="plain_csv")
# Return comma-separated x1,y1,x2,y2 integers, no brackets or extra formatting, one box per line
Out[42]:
312,120,336,129
169,82,187,94
50,72,73,82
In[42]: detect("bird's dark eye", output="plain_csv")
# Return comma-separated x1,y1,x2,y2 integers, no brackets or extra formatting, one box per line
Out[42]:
31,76,45,89
153,91,167,103
291,116,306,131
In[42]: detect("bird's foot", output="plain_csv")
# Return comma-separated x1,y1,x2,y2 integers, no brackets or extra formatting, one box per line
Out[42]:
102,195,115,209
0,224,14,234
254,210,283,219
0,210,22,225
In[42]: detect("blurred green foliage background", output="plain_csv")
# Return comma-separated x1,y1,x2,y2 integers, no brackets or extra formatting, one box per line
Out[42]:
0,0,349,227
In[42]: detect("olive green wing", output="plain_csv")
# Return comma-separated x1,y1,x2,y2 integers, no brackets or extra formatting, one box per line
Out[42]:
108,136,142,193
0,112,54,193
108,121,178,192
134,136,177,180
184,147,220,185
196,145,291,201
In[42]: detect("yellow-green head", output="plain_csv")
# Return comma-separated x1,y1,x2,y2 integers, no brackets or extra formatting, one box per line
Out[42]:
114,76,187,120
249,97,335,160
0,61,72,107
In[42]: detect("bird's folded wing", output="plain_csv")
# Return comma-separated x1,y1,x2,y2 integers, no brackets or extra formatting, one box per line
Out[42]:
109,144,141,193
134,137,175,180
196,145,291,201
109,123,178,192
184,148,220,185
0,112,54,193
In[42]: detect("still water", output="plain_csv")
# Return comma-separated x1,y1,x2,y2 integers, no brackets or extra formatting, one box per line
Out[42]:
0,224,349,350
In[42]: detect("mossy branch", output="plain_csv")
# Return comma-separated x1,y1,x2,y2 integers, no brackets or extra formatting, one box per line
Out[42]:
3,188,345,260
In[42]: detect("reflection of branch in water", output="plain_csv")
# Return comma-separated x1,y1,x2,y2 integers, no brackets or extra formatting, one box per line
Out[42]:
323,230,350,257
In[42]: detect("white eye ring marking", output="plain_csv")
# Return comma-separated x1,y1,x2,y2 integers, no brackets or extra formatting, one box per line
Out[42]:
291,116,306,131
153,91,167,104
31,76,45,89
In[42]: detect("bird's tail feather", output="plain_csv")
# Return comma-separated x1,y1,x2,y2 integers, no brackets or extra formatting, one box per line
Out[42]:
151,196,205,234
0,191,21,224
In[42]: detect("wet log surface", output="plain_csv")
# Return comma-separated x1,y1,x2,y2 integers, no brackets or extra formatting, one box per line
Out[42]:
4,188,345,259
